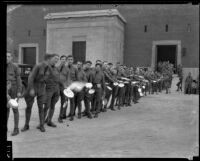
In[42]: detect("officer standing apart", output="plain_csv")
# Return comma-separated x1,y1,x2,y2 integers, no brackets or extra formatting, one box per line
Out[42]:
44,54,60,127
7,51,22,136
21,54,52,132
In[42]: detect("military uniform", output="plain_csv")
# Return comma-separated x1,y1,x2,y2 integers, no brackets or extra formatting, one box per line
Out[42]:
83,67,94,118
67,64,78,121
185,74,193,94
103,68,115,111
7,62,22,136
74,68,87,118
176,68,183,91
22,62,49,132
92,69,105,117
58,63,70,122
131,74,140,104
124,68,132,106
44,64,60,127
116,68,126,109
163,72,170,94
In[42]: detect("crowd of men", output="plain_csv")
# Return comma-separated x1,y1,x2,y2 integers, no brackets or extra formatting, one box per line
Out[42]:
7,52,175,136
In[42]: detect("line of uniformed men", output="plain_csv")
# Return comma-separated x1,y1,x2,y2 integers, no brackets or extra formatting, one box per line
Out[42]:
7,52,169,136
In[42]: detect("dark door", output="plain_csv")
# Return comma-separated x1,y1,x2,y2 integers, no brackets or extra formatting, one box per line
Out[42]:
156,45,177,72
72,41,86,63
22,47,36,65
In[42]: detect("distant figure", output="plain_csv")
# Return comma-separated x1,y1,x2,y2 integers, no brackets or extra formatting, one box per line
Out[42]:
197,75,199,94
185,72,193,94
176,64,183,92
191,80,197,94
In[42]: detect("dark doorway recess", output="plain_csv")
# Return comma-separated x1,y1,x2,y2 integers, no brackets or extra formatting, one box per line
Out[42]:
72,41,86,63
156,45,177,73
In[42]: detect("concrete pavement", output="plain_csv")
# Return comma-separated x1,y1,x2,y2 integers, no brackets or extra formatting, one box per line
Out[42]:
7,75,199,158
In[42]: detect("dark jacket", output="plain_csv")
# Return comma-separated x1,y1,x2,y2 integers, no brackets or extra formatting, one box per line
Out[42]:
68,65,78,82
93,70,106,91
27,62,49,95
45,64,60,89
84,68,94,83
7,62,22,93
77,68,87,82
58,63,71,88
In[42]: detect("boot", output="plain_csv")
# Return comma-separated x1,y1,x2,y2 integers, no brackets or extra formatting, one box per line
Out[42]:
110,107,116,111
94,113,98,118
11,128,19,136
58,117,63,123
47,122,57,127
36,125,46,132
47,108,55,124
21,124,29,132
78,114,81,119
39,109,45,131
69,116,74,121
87,113,93,119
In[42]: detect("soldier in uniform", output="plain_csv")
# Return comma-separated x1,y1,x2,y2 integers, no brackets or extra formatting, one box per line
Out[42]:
176,64,183,92
66,55,78,121
116,65,126,109
7,51,22,136
93,63,106,118
21,54,53,132
102,62,115,111
57,55,70,123
43,54,60,127
108,65,118,110
163,72,170,94
74,60,87,119
185,72,193,94
124,66,132,106
82,61,94,118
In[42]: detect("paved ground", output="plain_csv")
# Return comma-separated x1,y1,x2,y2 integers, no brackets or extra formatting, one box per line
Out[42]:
7,75,199,158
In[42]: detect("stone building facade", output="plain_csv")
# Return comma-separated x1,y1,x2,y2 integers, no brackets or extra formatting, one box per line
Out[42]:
7,4,199,80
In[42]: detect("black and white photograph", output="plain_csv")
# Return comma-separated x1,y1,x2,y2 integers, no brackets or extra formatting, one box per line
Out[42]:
6,4,199,158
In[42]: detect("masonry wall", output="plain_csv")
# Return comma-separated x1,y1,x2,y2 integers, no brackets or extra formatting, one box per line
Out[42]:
7,4,199,68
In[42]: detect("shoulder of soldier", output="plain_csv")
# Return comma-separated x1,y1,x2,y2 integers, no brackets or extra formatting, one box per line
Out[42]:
12,62,20,69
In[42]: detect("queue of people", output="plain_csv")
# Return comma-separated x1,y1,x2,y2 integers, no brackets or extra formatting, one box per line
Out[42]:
7,52,177,136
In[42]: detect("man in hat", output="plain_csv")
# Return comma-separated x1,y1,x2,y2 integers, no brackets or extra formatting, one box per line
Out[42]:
7,51,22,136
21,54,54,132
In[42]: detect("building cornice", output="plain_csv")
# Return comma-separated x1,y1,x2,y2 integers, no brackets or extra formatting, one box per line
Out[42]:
44,9,126,24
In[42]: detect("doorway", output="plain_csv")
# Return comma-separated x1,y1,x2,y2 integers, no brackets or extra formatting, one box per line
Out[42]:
72,41,86,63
156,45,177,73
22,47,36,65
19,43,39,65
